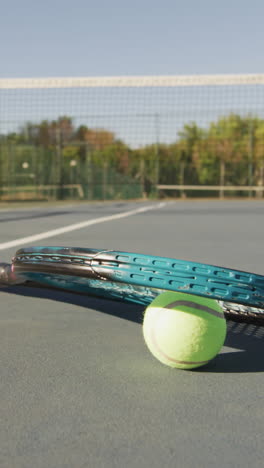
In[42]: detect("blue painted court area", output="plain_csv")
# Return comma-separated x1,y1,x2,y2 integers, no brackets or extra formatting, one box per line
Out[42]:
0,200,263,468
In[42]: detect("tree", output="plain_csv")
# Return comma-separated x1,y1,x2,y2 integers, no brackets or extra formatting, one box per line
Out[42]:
23,116,74,147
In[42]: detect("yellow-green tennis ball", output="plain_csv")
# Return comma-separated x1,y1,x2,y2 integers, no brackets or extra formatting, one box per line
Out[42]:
143,292,227,369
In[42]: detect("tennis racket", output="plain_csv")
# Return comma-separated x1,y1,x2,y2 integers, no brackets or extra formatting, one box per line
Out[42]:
1,246,264,324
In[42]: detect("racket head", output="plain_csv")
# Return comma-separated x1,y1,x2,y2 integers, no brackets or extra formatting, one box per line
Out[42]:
12,246,264,308
1,245,262,324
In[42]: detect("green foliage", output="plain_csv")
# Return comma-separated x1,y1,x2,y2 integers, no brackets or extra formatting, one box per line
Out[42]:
1,113,264,200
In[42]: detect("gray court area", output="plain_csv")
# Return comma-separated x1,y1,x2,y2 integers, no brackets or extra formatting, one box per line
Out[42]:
0,200,263,468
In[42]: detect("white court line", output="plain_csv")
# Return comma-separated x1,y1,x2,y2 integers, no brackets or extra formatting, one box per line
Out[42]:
0,203,166,251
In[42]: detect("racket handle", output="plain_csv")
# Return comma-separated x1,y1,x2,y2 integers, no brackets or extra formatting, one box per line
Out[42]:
0,263,26,286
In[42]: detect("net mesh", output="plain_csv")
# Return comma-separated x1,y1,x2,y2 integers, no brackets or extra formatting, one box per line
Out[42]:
1,74,264,200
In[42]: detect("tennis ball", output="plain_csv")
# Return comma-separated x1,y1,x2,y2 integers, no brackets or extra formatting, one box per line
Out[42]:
143,292,227,369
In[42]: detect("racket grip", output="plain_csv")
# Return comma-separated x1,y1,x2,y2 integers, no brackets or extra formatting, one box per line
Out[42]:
0,263,26,286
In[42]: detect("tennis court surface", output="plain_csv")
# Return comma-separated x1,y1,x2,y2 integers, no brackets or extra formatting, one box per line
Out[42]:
0,200,263,468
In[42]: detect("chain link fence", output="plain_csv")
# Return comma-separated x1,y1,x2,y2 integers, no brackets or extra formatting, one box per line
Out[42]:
1,139,263,201
0,139,143,201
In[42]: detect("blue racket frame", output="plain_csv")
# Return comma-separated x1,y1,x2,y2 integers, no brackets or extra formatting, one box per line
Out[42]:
10,246,264,309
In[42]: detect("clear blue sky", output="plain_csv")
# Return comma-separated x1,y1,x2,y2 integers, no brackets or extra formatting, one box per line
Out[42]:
1,0,264,78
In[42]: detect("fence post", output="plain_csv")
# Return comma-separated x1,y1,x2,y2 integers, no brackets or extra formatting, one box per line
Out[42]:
219,160,225,199
180,161,185,198
56,128,63,200
248,119,254,198
85,144,93,200
154,114,160,195
102,160,108,200
140,157,146,198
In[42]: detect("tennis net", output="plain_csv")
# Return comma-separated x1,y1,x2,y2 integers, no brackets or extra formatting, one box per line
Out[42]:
1,74,264,200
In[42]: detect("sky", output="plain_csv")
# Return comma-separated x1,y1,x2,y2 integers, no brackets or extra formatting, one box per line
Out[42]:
1,0,264,78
